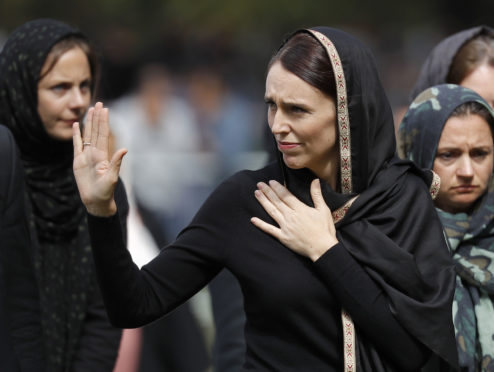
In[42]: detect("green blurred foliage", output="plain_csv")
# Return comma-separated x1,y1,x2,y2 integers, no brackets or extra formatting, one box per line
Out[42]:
0,0,438,35
1,0,493,102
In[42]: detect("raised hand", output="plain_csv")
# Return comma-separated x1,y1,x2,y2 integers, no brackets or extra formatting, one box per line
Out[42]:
250,179,338,261
73,102,127,216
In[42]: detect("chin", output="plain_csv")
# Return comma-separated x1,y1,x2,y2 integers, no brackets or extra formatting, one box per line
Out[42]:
282,155,304,170
444,198,479,214
49,130,74,142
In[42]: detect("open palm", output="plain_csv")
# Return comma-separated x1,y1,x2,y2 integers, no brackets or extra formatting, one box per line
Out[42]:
73,102,127,216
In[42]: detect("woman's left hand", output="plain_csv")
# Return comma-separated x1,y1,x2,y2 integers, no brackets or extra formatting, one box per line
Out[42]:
251,179,338,261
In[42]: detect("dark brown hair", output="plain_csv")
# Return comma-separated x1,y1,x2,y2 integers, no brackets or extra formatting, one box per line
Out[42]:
39,35,100,95
268,31,336,100
447,35,494,84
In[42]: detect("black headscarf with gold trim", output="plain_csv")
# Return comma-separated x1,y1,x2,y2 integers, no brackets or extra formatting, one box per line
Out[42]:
278,27,458,370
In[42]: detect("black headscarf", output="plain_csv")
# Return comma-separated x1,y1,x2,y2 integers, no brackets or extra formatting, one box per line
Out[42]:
278,27,458,370
410,25,494,101
0,19,97,371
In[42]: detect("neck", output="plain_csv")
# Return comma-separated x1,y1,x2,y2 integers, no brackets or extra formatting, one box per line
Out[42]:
314,163,339,191
312,153,340,191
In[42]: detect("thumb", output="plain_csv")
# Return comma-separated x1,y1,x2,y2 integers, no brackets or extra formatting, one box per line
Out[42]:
109,148,127,177
310,179,326,210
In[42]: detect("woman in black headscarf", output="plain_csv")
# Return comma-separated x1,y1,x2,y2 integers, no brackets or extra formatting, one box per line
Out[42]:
411,25,494,106
0,19,128,371
73,27,457,371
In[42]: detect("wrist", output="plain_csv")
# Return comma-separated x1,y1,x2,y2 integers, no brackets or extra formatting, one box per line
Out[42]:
310,238,338,262
86,199,117,217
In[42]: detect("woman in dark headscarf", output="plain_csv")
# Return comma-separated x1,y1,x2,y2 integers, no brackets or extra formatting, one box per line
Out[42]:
74,27,457,371
398,84,494,372
411,25,494,106
0,19,129,371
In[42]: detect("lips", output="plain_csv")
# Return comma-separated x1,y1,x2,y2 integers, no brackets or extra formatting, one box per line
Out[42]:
277,141,300,150
62,118,79,125
452,185,478,193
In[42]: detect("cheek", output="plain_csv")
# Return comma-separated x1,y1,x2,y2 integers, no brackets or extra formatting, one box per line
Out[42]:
82,91,92,109
37,93,54,124
433,161,452,188
478,157,494,188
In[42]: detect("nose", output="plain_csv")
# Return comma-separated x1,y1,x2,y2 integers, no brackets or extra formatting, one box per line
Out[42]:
270,110,290,135
69,87,89,110
457,156,474,178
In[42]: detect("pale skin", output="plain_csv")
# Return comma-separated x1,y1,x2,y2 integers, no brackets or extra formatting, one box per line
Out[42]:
250,62,339,262
460,63,494,108
433,113,494,214
73,63,339,262
38,46,92,141
72,102,127,217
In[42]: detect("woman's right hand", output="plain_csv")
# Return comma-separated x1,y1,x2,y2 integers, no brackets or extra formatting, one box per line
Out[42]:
73,102,127,216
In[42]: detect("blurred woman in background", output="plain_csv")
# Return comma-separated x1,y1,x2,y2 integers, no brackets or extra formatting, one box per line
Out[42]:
411,25,494,106
0,19,128,371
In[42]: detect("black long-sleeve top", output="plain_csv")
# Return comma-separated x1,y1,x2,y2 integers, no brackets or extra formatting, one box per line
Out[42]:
0,125,43,372
88,163,429,371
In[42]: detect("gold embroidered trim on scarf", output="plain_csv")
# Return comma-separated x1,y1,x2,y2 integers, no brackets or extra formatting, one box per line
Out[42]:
332,196,358,372
308,29,356,372
308,30,353,195
341,310,356,372
332,196,358,223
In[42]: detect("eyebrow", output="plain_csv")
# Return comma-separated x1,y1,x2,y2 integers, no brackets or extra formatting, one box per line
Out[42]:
436,144,493,151
263,95,311,108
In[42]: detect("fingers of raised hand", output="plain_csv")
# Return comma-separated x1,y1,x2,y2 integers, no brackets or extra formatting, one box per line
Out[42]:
109,148,128,178
90,102,103,147
83,107,94,146
73,122,83,156
95,105,110,150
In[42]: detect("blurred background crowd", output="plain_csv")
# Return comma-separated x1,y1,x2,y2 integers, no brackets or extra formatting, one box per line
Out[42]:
1,0,494,371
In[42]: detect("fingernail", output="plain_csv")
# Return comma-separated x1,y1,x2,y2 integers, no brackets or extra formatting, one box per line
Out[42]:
257,182,264,189
254,190,261,197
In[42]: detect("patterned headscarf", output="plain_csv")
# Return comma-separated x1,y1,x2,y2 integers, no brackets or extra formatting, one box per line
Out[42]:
398,84,494,371
0,19,98,371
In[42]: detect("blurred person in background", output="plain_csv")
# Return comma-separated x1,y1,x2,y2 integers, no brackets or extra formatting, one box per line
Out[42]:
110,63,210,372
0,19,129,372
186,66,267,372
186,66,264,178
398,84,494,372
73,27,457,371
411,25,494,105
0,125,43,371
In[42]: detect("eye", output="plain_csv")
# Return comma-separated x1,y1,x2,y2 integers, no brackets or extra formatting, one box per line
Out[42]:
265,100,276,111
471,149,490,159
80,80,92,93
51,83,70,93
436,150,458,163
290,105,307,114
